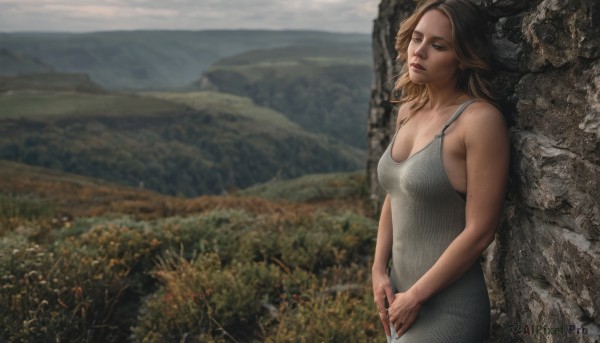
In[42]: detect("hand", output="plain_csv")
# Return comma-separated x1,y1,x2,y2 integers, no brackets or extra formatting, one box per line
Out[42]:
372,270,394,336
388,290,422,337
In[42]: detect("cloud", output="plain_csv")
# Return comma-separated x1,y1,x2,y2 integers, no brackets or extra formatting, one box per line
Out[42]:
0,0,379,33
31,4,178,19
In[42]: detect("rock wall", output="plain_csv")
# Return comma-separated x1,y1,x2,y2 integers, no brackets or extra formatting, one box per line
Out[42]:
367,0,600,341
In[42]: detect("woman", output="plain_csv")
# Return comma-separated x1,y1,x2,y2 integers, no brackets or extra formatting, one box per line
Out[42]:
372,0,509,342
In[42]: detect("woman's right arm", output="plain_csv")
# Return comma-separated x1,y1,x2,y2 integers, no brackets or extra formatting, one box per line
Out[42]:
372,194,394,336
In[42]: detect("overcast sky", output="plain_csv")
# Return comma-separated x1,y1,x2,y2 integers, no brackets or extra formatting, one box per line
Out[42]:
0,0,380,33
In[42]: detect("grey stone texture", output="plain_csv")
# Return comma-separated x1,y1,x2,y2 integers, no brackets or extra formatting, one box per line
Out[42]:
367,0,600,341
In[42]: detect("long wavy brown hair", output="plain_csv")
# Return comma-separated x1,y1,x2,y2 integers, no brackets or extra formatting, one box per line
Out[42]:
392,0,495,110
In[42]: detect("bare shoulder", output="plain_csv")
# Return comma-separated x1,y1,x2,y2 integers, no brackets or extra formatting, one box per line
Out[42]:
461,100,508,142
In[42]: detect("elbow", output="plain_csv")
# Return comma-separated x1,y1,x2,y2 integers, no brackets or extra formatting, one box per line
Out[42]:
476,230,496,253
464,225,497,254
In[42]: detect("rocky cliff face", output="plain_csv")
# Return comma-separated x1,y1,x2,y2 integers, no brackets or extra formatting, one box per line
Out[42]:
367,0,600,341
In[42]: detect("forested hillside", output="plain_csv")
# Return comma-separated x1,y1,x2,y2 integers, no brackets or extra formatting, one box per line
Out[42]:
0,48,54,75
0,88,365,196
0,31,371,188
199,44,372,149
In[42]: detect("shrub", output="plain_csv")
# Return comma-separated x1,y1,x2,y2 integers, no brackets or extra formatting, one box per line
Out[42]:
0,220,162,342
1,207,379,342
236,211,376,272
266,289,380,343
0,193,56,234
132,251,317,342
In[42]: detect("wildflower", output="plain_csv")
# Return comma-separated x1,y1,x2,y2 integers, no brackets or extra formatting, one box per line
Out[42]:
72,286,83,298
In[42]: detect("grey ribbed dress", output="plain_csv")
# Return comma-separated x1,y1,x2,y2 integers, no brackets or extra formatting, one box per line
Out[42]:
377,99,490,342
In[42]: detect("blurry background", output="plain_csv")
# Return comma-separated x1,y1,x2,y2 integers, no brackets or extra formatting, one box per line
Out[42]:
0,0,379,197
0,1,384,342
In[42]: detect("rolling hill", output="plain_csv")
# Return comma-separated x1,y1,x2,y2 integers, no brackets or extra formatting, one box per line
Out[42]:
0,159,370,222
0,88,365,196
0,48,54,75
198,44,372,149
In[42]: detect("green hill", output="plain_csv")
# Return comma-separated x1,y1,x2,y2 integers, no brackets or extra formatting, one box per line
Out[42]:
0,90,365,196
0,30,370,90
239,170,367,203
0,48,54,75
198,44,372,149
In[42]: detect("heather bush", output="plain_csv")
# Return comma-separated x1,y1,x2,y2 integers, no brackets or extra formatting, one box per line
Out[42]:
0,218,163,341
1,206,379,342
132,251,318,342
236,211,376,272
266,289,379,342
0,241,136,341
156,210,253,263
131,209,377,341
0,192,56,234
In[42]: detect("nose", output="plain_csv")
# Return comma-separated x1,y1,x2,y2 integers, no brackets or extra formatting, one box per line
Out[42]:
414,42,426,59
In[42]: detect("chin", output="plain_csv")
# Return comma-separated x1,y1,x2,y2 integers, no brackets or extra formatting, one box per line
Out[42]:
408,75,427,84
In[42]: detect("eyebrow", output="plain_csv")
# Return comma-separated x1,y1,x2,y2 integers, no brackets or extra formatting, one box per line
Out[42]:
412,30,451,44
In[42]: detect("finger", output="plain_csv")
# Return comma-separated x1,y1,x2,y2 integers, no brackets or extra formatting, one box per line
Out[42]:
379,311,391,336
397,324,407,337
387,307,395,323
397,319,416,337
374,293,389,310
385,287,395,307
394,322,403,335
373,295,386,309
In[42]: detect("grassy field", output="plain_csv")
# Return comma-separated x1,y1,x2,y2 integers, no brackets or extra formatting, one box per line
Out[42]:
0,90,188,120
142,91,301,131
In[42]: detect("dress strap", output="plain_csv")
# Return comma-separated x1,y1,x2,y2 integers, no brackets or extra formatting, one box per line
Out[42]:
440,99,476,135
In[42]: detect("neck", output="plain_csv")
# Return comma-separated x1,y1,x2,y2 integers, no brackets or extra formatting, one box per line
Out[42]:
425,84,467,111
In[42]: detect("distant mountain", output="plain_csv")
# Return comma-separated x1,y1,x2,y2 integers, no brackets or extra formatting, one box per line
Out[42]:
0,48,54,75
198,44,372,149
0,30,370,91
0,89,365,196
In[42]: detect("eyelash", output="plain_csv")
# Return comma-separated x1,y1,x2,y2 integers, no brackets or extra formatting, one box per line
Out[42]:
411,37,445,50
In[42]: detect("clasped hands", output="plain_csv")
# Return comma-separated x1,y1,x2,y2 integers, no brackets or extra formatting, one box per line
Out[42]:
373,273,421,337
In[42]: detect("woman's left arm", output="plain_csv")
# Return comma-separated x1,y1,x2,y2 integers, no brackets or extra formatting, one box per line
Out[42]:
388,104,510,336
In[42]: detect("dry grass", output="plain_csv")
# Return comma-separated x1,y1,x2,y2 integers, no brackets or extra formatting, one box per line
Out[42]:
0,160,371,224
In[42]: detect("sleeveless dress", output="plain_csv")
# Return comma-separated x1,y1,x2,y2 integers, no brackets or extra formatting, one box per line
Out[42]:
377,99,490,342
